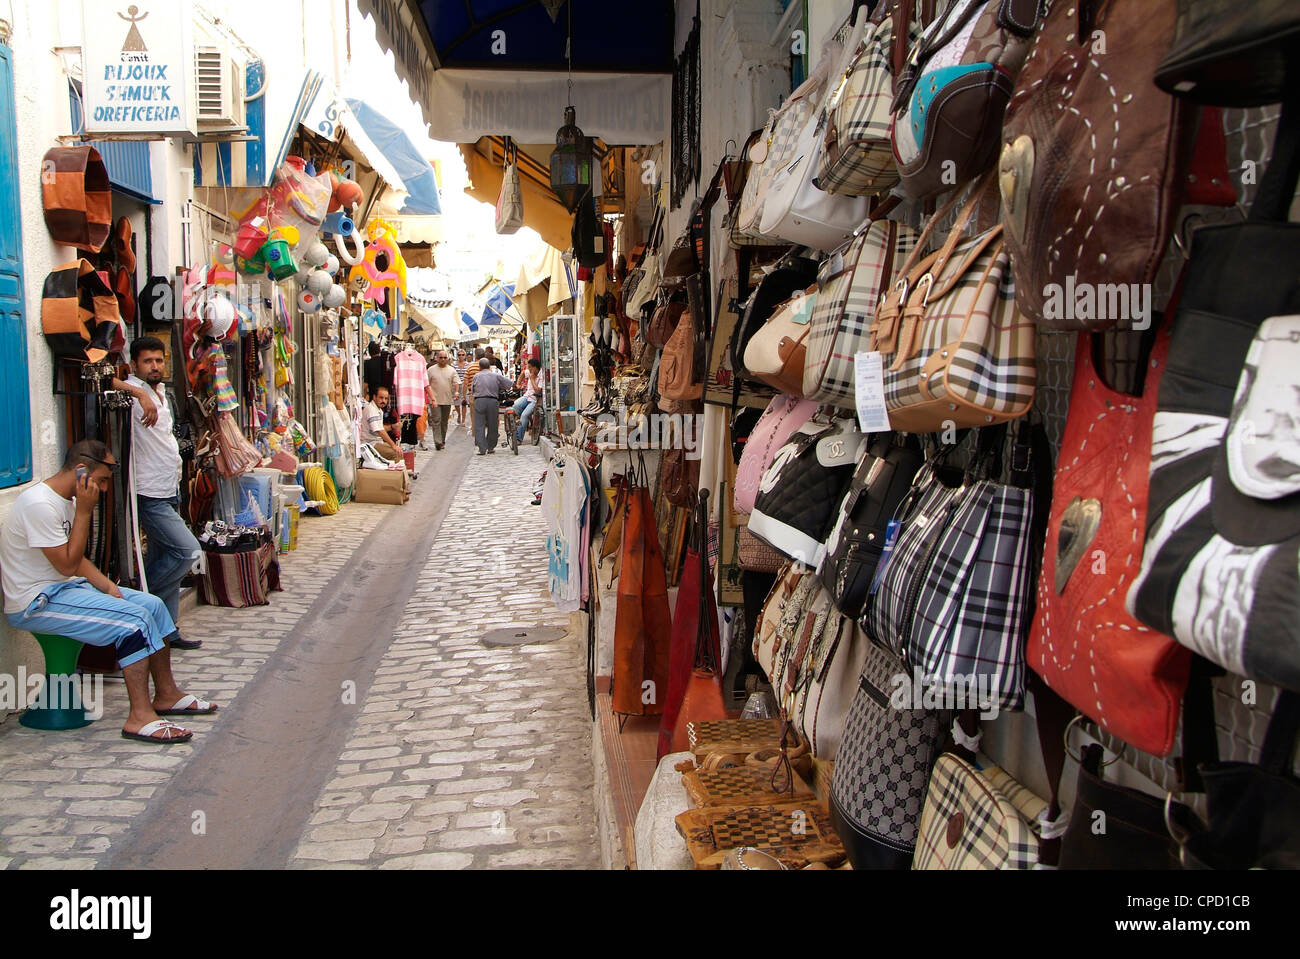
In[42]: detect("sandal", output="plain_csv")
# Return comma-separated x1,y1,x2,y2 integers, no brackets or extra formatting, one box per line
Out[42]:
155,694,218,716
121,720,193,744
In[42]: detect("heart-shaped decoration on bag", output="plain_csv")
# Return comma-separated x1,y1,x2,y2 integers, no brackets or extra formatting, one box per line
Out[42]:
999,134,1035,248
1054,495,1103,594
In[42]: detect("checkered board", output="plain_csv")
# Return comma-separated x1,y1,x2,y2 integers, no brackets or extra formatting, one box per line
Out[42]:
682,763,815,808
675,802,846,870
687,719,793,758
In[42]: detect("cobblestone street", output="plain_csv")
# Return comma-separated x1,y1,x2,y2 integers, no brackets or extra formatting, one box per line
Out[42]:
0,427,599,869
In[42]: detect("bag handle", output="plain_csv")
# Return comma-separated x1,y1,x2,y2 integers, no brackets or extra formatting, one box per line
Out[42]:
1250,89,1300,224
891,172,994,287
1259,691,1300,776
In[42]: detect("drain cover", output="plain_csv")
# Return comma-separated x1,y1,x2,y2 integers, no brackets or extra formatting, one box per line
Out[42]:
481,627,566,648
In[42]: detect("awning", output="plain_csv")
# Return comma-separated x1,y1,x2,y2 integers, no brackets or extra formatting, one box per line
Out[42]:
515,242,577,309
480,282,526,331
460,310,479,333
459,142,571,250
343,99,442,216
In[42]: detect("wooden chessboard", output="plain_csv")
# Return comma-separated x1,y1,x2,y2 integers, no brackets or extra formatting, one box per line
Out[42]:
682,762,815,808
687,719,797,758
675,802,846,870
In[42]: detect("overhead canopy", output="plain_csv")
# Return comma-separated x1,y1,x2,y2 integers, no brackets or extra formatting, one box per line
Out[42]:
357,0,672,143
344,99,442,216
459,140,572,250
460,310,479,333
480,282,526,331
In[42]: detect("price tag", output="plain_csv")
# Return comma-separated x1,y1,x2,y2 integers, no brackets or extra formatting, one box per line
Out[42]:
869,520,902,595
855,351,890,434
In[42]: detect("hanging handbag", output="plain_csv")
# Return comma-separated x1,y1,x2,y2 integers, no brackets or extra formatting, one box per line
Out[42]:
890,0,1040,200
734,114,780,243
753,562,809,680
862,425,1041,713
1029,327,1190,757
868,179,1036,432
742,287,817,396
815,0,921,197
803,212,919,408
750,417,867,568
494,140,524,235
820,432,925,619
829,638,949,869
727,129,779,248
1127,99,1300,693
730,255,820,387
912,754,1047,869
658,445,700,510
734,394,819,515
659,306,703,403
40,259,127,363
998,0,1193,328
645,298,686,350
41,146,112,252
738,526,789,573
758,22,872,251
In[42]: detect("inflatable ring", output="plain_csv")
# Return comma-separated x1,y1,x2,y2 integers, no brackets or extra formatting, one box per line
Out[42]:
334,229,365,266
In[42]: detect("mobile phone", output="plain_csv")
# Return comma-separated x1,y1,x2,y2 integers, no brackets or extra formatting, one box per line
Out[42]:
75,465,88,485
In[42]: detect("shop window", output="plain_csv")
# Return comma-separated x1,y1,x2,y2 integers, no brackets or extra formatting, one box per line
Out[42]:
0,40,30,489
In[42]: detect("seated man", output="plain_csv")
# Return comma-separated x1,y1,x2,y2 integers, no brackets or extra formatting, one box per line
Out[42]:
0,440,217,744
359,385,403,463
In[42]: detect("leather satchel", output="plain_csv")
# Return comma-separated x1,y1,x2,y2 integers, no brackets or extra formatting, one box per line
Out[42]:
820,432,925,619
1126,99,1300,693
1029,327,1191,758
1155,0,1300,107
890,0,1040,200
658,307,703,403
646,299,686,349
803,213,918,408
658,445,700,510
868,181,1036,432
730,255,821,386
743,287,817,396
999,0,1194,328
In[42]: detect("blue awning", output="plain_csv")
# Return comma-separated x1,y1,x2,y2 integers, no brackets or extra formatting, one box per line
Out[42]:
460,311,479,333
343,99,441,216
479,282,525,330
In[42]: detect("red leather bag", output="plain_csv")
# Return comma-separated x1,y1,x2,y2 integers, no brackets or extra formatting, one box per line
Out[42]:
1028,326,1190,756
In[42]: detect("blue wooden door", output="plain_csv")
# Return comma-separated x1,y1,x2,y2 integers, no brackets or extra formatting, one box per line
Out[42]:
0,39,31,489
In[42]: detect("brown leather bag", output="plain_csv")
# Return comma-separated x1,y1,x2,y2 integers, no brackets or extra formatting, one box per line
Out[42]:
646,300,686,349
659,445,700,509
999,0,1195,329
658,307,703,403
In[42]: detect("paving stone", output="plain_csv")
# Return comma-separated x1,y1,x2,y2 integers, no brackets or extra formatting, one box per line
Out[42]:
377,852,473,870
345,802,412,823
308,821,390,842
470,789,539,809
292,839,377,862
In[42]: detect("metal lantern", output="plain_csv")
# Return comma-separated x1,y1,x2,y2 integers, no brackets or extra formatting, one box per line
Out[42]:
549,106,593,213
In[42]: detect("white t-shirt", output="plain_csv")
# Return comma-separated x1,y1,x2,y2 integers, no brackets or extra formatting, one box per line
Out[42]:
359,400,386,445
0,483,77,614
126,375,182,499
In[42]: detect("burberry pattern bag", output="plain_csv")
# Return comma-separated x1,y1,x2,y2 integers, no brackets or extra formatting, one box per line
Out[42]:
912,753,1046,869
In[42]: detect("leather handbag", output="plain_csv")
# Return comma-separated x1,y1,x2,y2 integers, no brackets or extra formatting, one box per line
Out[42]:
753,562,809,679
40,259,127,363
734,394,818,515
41,146,112,252
726,129,778,248
868,181,1037,432
861,427,1041,713
829,638,949,869
734,114,780,243
645,298,686,349
1029,327,1191,758
758,21,871,251
815,0,921,197
1155,0,1300,107
820,432,925,619
743,287,817,396
1126,99,1300,693
738,526,789,573
998,0,1194,328
658,445,700,510
730,254,820,386
913,754,1047,869
890,0,1040,200
658,306,703,403
803,213,919,408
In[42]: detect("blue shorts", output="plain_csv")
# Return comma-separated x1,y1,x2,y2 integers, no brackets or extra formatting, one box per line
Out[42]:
6,579,176,668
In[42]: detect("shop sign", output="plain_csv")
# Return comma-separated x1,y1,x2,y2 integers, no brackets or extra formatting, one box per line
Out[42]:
81,0,196,138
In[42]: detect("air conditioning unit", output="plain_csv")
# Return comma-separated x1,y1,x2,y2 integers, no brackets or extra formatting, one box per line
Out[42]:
194,40,244,129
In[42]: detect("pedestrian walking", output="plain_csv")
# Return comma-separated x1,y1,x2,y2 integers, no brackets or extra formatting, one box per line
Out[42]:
471,359,514,455
424,349,459,451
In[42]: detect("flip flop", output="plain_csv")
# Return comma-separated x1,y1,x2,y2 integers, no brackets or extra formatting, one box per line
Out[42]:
156,694,219,716
121,720,193,744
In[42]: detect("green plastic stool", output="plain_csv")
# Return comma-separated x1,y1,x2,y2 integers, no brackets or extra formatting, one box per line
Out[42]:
19,634,92,730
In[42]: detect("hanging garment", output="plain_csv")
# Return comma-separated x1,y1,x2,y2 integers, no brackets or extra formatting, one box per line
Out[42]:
393,348,427,415
612,458,673,717
208,345,240,413
542,454,590,613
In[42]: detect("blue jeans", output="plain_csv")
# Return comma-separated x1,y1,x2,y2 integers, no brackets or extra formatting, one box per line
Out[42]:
137,494,201,624
513,396,536,442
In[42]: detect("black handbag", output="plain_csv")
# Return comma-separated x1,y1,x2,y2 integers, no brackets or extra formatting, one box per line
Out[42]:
1155,0,1300,107
819,432,924,619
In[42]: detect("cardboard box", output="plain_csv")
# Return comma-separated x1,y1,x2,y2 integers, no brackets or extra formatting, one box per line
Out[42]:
353,467,409,505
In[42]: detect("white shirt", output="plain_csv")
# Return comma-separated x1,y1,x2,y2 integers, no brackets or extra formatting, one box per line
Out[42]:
0,483,76,614
359,400,386,444
127,375,182,499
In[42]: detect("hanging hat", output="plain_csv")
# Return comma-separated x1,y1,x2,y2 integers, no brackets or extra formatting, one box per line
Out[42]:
40,259,126,363
41,147,112,252
113,216,137,273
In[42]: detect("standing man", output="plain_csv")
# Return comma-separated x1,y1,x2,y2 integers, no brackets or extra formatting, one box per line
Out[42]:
471,358,515,456
485,346,504,371
1,441,217,742
454,350,469,427
111,336,202,651
464,347,486,440
424,349,459,451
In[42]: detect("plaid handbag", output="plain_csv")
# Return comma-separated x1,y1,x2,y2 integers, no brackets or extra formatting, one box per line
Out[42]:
861,429,1038,713
804,215,918,408
198,534,282,608
829,637,949,868
40,259,127,362
41,146,112,251
868,179,1036,432
815,0,920,197
912,754,1046,869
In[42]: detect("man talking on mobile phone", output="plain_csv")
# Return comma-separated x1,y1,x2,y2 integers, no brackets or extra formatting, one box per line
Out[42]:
0,441,218,743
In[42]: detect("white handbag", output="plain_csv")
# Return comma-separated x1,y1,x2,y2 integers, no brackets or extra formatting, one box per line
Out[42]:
495,146,524,235
742,287,817,396
759,14,871,250
734,113,778,241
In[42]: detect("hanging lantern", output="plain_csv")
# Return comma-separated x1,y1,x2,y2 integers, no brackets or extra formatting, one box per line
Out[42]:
549,106,594,213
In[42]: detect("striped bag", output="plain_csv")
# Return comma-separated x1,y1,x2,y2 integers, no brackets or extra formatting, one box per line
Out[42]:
868,180,1036,433
803,216,918,408
814,0,921,197
913,754,1046,869
198,537,282,608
